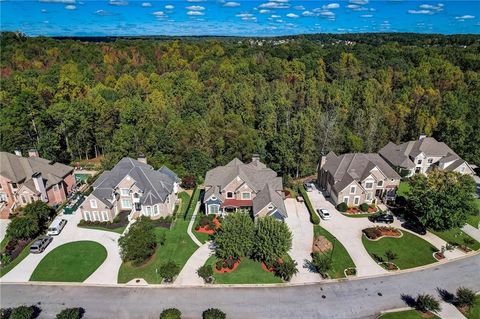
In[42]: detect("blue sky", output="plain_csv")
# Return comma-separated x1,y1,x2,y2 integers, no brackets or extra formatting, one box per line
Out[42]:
1,1,479,36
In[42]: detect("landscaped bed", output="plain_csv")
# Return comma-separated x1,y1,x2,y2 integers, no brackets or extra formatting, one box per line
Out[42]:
313,226,356,278
78,211,130,234
463,295,480,319
117,191,199,284
378,309,439,319
362,226,402,240
430,227,480,251
0,240,34,277
362,230,437,270
30,241,107,282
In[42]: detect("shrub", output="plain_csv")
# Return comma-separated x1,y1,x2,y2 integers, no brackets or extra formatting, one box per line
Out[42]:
415,294,441,313
56,307,84,319
385,250,398,262
274,259,298,281
197,264,214,283
160,308,182,319
337,202,348,212
6,217,40,240
455,287,476,308
299,187,320,224
10,306,35,319
159,261,180,282
181,175,196,189
215,260,224,270
359,203,369,212
312,252,332,278
118,217,157,265
252,216,292,263
225,258,236,269
202,308,226,319
23,201,54,229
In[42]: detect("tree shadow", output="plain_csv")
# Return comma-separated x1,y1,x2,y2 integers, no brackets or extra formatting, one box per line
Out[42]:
401,294,416,308
436,287,455,303
303,259,318,273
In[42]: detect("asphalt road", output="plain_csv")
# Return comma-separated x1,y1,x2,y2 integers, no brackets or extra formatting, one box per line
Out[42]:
1,254,479,319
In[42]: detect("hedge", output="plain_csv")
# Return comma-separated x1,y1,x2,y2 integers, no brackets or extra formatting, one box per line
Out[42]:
299,187,320,225
184,186,201,220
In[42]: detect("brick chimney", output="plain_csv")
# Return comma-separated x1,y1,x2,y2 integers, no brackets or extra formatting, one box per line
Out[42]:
137,154,147,164
28,148,39,157
32,172,47,202
251,153,260,166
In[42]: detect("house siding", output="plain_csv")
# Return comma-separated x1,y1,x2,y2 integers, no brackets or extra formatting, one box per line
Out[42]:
80,194,114,222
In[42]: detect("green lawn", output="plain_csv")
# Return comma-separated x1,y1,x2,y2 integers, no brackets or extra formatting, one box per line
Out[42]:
467,214,480,229
0,241,34,278
378,310,439,319
396,181,411,198
204,256,282,284
30,241,107,282
362,230,437,269
192,211,211,244
117,191,199,284
78,225,126,234
465,296,480,319
313,226,356,278
430,228,480,251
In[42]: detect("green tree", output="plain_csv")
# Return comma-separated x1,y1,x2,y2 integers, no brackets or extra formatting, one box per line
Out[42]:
252,217,292,263
160,308,182,319
118,217,156,265
202,308,226,319
273,259,298,282
158,261,180,282
23,200,54,230
197,264,214,283
6,217,40,240
56,307,84,319
406,170,477,230
415,294,441,313
455,287,476,309
312,253,332,278
10,306,35,319
214,210,254,260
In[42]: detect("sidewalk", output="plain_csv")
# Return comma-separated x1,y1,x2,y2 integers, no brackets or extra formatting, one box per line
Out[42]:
174,241,214,286
437,302,467,319
462,224,480,243
187,202,202,247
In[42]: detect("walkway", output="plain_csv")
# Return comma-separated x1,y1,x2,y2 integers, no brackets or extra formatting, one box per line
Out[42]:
284,199,322,284
437,302,467,319
175,241,214,286
187,202,202,247
462,224,480,243
0,212,122,284
0,219,11,242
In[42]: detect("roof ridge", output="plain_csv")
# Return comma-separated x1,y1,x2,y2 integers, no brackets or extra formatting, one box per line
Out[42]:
139,166,163,200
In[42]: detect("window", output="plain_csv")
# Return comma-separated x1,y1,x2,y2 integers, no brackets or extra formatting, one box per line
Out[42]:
120,188,130,196
101,211,109,222
460,166,465,173
30,196,35,203
343,197,349,204
226,192,234,199
84,211,91,221
377,180,383,187
366,193,372,200
146,206,152,216
427,158,433,164
93,211,100,221
90,199,97,209
209,205,219,214
365,182,373,189
241,192,251,200
350,186,356,194
417,159,422,165
122,199,132,209
11,183,17,190
53,184,59,191
354,197,360,205
21,195,27,204
154,205,159,215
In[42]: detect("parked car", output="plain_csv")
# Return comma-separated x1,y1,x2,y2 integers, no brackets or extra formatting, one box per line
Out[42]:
369,213,394,224
47,219,67,236
296,196,304,203
30,236,53,254
304,182,314,192
402,216,427,235
316,208,331,220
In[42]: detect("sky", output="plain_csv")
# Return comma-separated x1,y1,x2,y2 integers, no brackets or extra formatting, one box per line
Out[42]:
0,1,479,36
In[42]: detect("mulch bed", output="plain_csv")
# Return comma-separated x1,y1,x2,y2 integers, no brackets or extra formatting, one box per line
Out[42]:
261,262,274,273
434,252,445,260
345,206,377,215
2,239,29,263
195,217,221,234
379,262,399,271
214,259,241,273
363,227,402,240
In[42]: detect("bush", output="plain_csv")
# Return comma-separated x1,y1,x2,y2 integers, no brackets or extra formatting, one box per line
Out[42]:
215,260,224,270
415,294,441,313
56,307,84,319
312,252,332,278
181,175,196,189
6,217,40,240
10,305,37,319
160,308,182,319
455,287,476,308
359,203,369,212
197,264,214,283
202,308,226,319
274,259,298,281
118,217,157,265
23,201,54,230
337,202,348,212
385,250,398,262
159,261,180,282
299,187,320,224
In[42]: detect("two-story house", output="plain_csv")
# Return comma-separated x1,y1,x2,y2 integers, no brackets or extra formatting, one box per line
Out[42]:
79,156,180,222
379,135,474,177
0,150,75,217
317,152,401,206
203,155,287,220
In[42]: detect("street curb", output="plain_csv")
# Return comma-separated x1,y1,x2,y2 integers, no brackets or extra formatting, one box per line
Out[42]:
1,250,478,289
376,307,413,318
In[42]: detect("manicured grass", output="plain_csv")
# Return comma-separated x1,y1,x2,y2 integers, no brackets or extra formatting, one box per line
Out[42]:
430,228,480,251
30,241,107,282
0,241,34,278
378,309,439,319
362,230,437,270
118,191,199,284
192,212,211,244
78,225,126,234
313,225,356,278
464,295,480,319
466,214,480,229
0,235,10,251
204,256,282,284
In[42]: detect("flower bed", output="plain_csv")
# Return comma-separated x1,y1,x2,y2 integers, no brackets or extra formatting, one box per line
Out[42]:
433,252,445,261
345,206,377,215
1,239,29,266
214,258,240,273
379,261,399,271
195,216,221,235
363,226,402,240
261,258,283,273
78,211,130,230
344,267,357,277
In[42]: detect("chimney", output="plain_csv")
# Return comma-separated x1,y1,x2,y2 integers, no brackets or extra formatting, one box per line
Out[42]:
32,172,47,202
137,154,147,164
28,148,39,157
319,153,328,169
14,149,22,157
419,134,427,140
251,154,260,166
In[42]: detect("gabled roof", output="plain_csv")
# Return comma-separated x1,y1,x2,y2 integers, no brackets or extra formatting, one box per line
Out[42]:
253,183,287,218
0,152,73,189
91,157,178,207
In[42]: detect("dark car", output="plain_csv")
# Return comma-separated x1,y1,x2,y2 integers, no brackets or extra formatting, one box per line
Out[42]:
402,217,427,235
369,213,394,224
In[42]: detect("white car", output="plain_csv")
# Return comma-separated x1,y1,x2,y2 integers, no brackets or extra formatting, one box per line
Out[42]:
47,218,67,236
316,209,331,220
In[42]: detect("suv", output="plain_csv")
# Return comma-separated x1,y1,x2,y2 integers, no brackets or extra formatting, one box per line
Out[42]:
30,236,53,254
316,208,331,220
304,182,314,192
47,219,67,236
369,213,394,224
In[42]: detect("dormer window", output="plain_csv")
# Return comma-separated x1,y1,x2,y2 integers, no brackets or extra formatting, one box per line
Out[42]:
377,181,383,187
267,204,274,210
226,192,234,199
427,158,433,164
121,188,130,196
90,199,97,208
365,182,373,189
350,186,356,194
417,160,422,165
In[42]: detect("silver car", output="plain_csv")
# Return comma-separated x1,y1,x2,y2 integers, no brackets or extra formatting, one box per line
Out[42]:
29,236,53,254
316,208,331,220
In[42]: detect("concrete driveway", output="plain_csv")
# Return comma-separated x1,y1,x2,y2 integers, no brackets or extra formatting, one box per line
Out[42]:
0,219,10,242
284,199,322,284
0,212,122,284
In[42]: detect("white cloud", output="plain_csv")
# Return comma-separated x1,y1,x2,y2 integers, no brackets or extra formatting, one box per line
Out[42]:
320,11,335,17
408,9,432,14
349,0,368,4
259,9,270,13
323,3,340,9
286,13,299,18
223,2,240,7
109,1,128,6
347,4,359,9
186,5,204,10
65,4,76,9
361,14,372,18
39,0,75,3
294,5,305,10
141,2,151,7
186,0,205,2
165,5,174,9
455,15,475,19
259,2,290,9
271,14,280,18
236,13,253,17
41,9,48,13
95,9,113,16
187,10,204,15
302,11,315,17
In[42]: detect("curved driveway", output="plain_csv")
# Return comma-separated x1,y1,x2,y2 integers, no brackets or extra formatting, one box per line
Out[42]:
1,254,479,319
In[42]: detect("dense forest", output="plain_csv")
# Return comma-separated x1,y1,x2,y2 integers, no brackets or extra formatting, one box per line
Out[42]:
1,32,479,180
